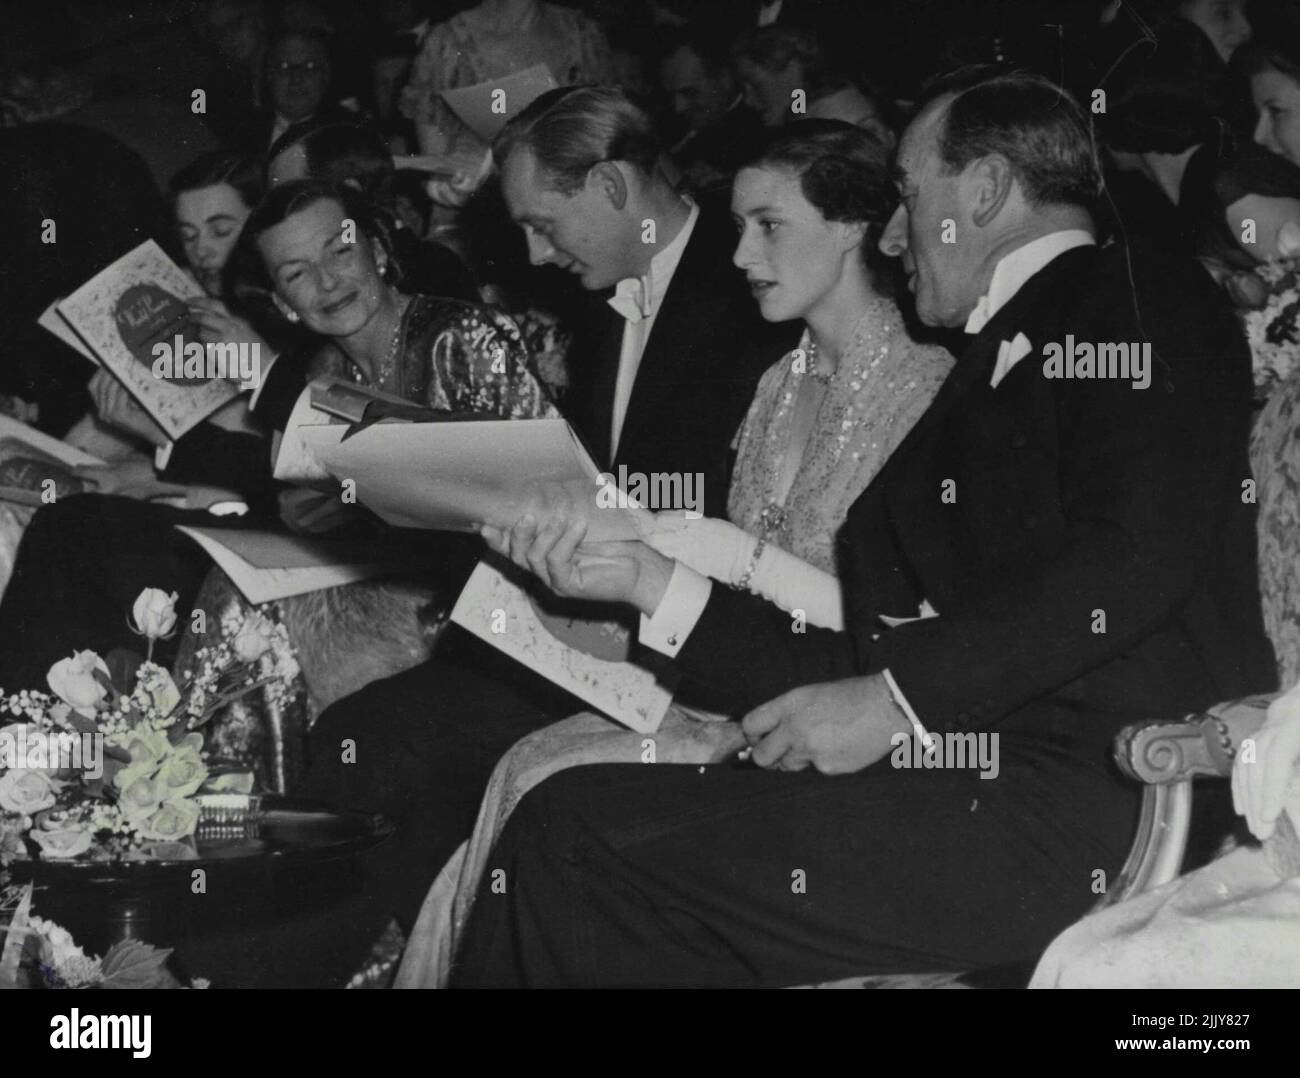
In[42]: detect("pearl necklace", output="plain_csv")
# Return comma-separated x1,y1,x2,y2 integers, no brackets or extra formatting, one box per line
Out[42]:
806,338,833,384
351,297,410,390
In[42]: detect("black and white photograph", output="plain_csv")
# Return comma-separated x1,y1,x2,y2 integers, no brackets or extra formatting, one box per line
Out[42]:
0,0,1296,1034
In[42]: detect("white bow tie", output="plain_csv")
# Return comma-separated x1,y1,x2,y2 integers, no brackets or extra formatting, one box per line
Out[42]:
608,276,652,323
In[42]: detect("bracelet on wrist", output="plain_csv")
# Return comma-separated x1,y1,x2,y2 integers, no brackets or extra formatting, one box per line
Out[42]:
734,537,767,592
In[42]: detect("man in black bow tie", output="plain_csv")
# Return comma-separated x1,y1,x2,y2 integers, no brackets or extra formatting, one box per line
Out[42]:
455,68,1276,987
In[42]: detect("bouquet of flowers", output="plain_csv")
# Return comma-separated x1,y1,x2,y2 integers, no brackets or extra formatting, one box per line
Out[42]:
1240,223,1300,397
0,587,298,864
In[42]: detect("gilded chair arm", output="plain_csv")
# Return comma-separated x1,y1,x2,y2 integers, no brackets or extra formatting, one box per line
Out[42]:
1114,694,1274,784
1102,694,1276,907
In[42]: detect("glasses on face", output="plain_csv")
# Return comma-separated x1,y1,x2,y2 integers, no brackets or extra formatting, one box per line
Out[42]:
272,60,326,77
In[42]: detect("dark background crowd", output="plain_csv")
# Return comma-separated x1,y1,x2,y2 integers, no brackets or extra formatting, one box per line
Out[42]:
4,0,1296,433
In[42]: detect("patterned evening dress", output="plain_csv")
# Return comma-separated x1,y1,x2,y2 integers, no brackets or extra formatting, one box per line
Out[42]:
174,295,557,793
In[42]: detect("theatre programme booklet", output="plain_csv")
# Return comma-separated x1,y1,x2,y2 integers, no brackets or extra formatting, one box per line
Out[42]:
174,525,428,606
451,560,678,734
46,240,238,440
275,376,640,540
276,376,672,731
0,415,103,506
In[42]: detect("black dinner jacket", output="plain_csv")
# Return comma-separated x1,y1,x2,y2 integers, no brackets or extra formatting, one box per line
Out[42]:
563,207,800,517
668,239,1276,747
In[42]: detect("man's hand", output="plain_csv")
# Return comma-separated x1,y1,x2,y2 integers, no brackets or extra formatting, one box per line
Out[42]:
741,674,912,774
481,513,675,615
87,369,170,448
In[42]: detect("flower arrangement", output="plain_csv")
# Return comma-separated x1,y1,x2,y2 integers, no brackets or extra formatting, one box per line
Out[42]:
1230,222,1300,397
0,880,205,988
0,587,299,864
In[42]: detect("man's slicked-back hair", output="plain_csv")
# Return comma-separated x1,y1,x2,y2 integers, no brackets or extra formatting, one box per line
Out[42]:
492,85,662,195
919,66,1102,209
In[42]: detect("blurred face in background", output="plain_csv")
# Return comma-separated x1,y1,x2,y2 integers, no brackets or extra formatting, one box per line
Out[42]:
1180,0,1251,64
268,35,331,122
257,198,388,337
660,46,736,132
731,164,863,324
175,182,253,296
735,55,805,128
1252,66,1300,168
500,148,645,291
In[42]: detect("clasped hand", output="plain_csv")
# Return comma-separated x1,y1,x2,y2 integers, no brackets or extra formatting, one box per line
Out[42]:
479,477,673,616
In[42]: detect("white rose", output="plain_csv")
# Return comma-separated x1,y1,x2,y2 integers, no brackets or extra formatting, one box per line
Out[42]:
30,825,94,860
131,588,179,641
116,769,163,821
156,748,208,799
46,650,110,717
0,768,57,814
139,798,200,841
232,615,275,663
110,728,171,772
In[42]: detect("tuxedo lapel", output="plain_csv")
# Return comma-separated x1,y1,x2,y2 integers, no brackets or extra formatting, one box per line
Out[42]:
584,301,624,466
614,213,731,464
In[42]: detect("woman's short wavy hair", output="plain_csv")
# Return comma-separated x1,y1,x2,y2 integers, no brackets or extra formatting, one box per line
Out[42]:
226,178,400,315
736,119,896,286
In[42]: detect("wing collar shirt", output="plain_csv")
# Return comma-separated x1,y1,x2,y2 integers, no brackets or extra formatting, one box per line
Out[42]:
607,196,699,457
635,227,1097,731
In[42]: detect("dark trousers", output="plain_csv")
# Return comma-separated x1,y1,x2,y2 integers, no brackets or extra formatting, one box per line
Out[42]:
449,734,1141,987
0,494,254,688
295,626,584,929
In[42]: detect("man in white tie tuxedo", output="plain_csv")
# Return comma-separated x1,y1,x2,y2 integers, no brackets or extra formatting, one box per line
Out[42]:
293,86,794,936
454,67,1276,987
494,85,796,515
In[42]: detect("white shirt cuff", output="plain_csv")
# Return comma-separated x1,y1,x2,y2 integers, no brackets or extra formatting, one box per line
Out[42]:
882,667,933,748
154,441,175,471
638,560,713,658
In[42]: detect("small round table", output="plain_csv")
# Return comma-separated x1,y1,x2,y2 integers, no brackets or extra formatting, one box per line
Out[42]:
12,798,394,986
